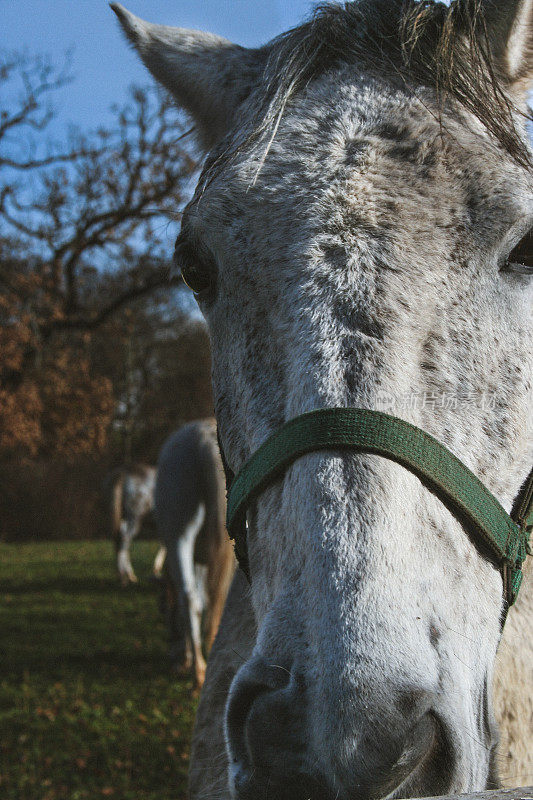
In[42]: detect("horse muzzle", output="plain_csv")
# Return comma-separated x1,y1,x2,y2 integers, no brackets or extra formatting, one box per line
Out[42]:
225,654,458,800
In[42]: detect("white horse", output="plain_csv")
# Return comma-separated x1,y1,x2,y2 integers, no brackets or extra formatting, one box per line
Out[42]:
113,1,533,797
104,464,165,585
155,420,234,688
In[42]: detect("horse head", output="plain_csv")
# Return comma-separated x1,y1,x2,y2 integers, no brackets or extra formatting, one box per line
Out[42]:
113,2,533,796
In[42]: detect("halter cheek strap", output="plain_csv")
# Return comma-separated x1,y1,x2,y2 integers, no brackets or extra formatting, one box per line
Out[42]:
219,409,532,611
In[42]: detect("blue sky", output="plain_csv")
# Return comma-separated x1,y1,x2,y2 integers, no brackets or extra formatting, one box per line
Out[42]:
3,1,315,140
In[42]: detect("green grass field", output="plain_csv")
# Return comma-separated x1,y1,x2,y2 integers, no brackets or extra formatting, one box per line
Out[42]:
0,541,199,800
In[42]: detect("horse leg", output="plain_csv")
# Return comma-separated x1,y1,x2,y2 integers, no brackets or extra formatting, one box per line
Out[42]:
152,545,167,578
116,519,138,585
162,564,193,674
166,503,207,687
194,564,208,614
205,537,235,651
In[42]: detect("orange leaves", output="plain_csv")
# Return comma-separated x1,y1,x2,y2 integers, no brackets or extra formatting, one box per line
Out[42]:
35,707,57,722
38,349,114,458
0,317,114,459
0,273,40,374
0,383,42,456
0,252,115,459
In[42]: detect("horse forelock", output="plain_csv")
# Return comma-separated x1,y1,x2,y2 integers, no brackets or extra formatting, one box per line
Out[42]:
200,0,532,188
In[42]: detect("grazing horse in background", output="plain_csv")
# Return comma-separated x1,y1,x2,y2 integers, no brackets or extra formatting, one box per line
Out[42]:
104,464,165,586
113,1,533,798
155,420,234,688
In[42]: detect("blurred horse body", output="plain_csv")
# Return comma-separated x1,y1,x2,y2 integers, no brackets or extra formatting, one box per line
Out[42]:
104,464,164,585
155,419,234,687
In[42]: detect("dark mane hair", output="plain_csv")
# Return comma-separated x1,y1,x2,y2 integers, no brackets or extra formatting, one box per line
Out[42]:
207,0,532,178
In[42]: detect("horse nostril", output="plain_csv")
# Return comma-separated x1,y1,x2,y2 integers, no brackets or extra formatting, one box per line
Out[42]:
227,659,333,800
226,657,293,770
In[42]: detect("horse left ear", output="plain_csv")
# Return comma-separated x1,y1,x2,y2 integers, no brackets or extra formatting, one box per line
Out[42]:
110,3,266,152
483,0,533,100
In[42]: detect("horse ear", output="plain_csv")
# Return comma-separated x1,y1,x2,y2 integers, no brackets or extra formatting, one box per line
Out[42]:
110,3,265,151
483,0,533,99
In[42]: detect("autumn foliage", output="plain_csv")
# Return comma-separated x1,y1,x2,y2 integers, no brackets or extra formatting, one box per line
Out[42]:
0,248,114,458
0,53,211,539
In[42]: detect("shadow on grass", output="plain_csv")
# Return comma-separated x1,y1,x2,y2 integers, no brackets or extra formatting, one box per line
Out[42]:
2,576,161,596
2,650,185,681
1,582,175,681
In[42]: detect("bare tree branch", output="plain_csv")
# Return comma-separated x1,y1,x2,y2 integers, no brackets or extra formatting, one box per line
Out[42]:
1,69,197,334
0,150,104,171
47,272,185,335
0,52,78,170
0,52,203,461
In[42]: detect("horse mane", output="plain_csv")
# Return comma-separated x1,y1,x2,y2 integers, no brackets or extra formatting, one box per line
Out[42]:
206,0,532,180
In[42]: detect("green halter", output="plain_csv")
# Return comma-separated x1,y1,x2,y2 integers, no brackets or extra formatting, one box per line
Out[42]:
223,408,532,609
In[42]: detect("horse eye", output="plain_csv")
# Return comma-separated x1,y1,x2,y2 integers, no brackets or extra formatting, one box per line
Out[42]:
174,236,215,296
503,229,533,275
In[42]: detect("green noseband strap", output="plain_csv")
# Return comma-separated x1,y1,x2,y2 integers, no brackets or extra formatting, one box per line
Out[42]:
225,408,532,608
